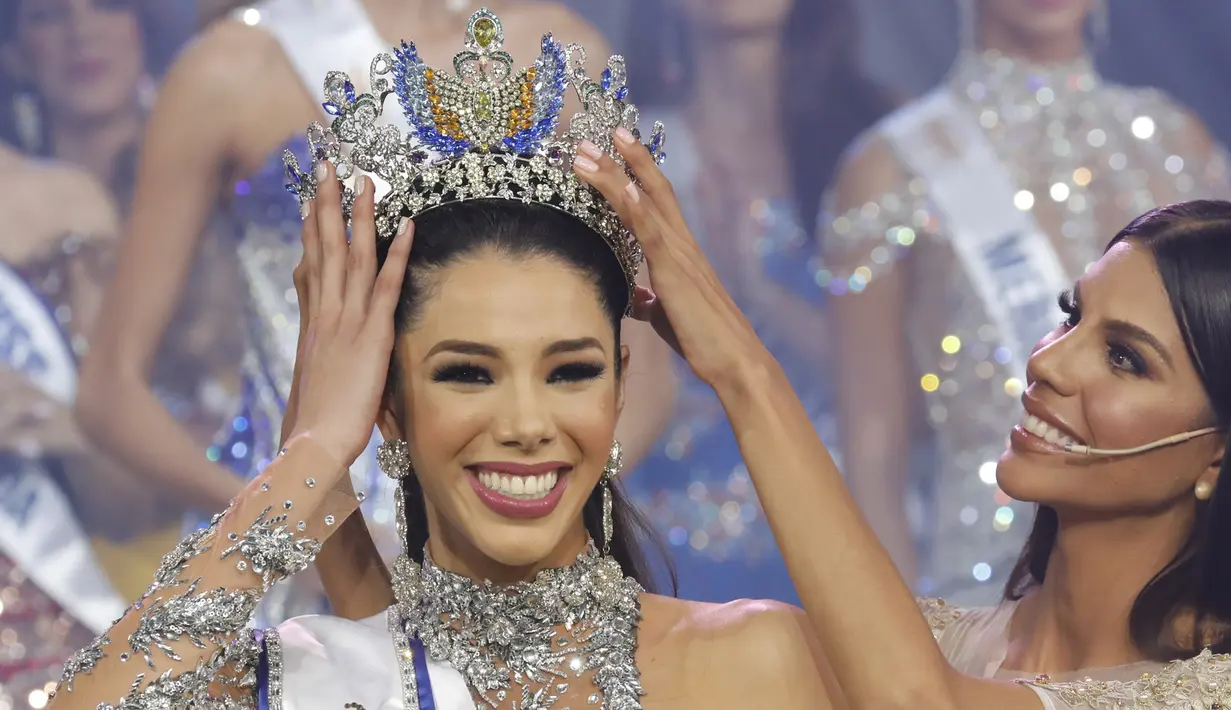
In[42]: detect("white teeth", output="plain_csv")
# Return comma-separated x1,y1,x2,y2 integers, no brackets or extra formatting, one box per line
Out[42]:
476,470,559,500
1020,413,1079,448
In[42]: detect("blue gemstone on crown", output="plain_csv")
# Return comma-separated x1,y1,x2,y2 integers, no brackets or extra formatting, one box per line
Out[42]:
280,7,669,314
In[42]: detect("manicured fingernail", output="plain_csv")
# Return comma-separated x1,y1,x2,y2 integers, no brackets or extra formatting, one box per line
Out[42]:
574,155,599,173
397,217,411,235
300,201,310,219
614,127,635,144
315,161,329,181
578,140,602,160
355,176,367,196
624,181,640,203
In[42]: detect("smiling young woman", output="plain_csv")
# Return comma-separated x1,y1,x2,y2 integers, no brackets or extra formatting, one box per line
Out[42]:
45,12,834,708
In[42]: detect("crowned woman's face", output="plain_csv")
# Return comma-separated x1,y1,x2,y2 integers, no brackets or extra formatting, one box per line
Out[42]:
996,241,1223,515
384,250,626,576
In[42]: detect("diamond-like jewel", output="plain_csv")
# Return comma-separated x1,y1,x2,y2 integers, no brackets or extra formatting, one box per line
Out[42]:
281,8,664,319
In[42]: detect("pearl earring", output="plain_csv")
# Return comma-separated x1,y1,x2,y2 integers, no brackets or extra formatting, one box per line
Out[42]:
1195,480,1214,501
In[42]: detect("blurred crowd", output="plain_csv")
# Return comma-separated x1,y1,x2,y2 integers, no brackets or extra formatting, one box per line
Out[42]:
1,0,1228,704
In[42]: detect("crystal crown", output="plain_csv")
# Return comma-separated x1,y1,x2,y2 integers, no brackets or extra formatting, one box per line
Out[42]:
282,8,667,309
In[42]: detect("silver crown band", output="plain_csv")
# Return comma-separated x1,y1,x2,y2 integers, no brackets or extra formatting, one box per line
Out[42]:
283,8,666,313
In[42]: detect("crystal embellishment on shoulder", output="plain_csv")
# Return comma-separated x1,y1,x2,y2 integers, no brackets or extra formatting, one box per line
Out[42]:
282,8,666,310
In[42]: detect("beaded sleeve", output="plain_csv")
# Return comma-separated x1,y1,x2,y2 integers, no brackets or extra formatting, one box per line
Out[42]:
50,434,359,710
818,185,939,295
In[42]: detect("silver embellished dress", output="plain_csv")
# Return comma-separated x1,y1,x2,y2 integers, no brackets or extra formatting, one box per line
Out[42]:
822,50,1230,604
55,468,646,710
918,597,1231,707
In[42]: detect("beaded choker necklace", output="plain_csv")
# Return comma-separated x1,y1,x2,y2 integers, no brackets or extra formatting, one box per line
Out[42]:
389,542,644,709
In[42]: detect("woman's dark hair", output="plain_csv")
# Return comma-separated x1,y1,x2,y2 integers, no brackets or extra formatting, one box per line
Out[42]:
778,0,894,231
377,199,677,594
1005,199,1231,660
624,0,894,231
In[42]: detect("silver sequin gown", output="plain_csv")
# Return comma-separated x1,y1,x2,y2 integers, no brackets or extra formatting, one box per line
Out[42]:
822,50,1230,604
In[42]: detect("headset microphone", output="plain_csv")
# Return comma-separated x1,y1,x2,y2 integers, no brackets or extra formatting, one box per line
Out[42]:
1061,427,1221,456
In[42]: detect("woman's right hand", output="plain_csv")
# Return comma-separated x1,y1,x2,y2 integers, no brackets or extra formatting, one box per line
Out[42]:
286,162,413,467
0,371,85,455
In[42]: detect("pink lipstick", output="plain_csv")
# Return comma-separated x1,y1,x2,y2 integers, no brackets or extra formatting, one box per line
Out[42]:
466,462,572,519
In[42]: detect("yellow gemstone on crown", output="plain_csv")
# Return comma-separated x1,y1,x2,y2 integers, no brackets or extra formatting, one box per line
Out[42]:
473,17,497,48
475,92,493,120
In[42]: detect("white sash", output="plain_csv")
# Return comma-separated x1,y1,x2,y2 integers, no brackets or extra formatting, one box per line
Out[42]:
881,90,1070,378
276,612,474,709
0,261,126,633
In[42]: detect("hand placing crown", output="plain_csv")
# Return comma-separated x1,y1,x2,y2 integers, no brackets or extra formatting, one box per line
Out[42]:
282,8,666,309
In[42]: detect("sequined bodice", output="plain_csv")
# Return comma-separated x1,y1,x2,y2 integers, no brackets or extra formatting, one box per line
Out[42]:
230,137,311,407
823,51,1230,603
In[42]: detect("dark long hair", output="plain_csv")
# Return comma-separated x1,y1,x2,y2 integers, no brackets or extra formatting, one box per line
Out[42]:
624,0,893,231
1005,200,1231,659
377,199,676,594
778,0,894,231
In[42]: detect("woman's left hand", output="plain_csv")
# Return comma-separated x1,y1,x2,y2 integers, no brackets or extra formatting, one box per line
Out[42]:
572,129,775,391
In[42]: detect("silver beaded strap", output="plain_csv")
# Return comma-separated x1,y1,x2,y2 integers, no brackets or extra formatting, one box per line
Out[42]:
261,628,286,710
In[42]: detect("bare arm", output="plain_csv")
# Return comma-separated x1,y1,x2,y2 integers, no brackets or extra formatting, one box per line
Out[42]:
61,227,175,538
822,139,919,582
579,134,1044,710
74,25,260,510
52,160,414,707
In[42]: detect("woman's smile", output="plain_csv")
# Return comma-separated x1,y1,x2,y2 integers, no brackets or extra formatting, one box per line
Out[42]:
466,462,573,518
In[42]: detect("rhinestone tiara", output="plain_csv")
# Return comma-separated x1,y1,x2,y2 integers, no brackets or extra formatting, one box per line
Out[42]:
282,8,666,309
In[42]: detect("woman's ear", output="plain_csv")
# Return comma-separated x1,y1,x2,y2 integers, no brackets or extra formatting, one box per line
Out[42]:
1200,440,1224,489
376,391,404,442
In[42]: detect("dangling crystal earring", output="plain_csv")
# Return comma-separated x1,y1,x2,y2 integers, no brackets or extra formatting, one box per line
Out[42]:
377,439,414,541
377,439,413,480
12,92,41,153
600,441,623,555
1195,480,1214,501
